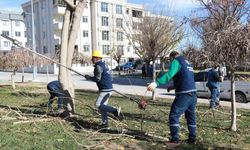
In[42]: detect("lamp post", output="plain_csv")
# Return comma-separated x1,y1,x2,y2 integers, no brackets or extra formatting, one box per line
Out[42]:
31,0,37,80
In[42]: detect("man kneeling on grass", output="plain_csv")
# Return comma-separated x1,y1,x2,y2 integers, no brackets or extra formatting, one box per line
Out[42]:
47,80,63,111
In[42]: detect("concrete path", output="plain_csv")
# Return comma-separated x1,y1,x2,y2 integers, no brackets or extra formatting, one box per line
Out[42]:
1,71,250,109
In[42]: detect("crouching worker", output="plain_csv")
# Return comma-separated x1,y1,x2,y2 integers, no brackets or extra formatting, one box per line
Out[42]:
85,50,120,129
47,80,63,111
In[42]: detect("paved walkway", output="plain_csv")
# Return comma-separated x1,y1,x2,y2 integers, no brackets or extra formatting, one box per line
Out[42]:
0,71,250,109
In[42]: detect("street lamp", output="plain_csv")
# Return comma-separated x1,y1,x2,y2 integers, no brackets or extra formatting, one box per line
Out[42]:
31,0,37,80
22,0,37,80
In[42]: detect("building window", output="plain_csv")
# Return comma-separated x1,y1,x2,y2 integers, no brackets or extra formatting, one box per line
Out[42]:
15,31,21,37
101,2,108,12
2,31,10,36
15,21,20,26
2,20,8,26
132,22,140,29
83,30,89,37
3,41,10,47
101,16,109,26
132,10,142,18
83,45,90,52
116,18,123,28
126,8,129,14
42,1,45,9
127,46,130,52
43,32,46,39
54,0,66,7
116,5,122,14
103,45,110,54
117,45,124,54
117,32,123,41
82,16,88,23
102,31,109,41
43,46,48,54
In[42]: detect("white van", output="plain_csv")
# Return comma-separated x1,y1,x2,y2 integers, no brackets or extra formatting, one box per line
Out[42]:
195,70,250,103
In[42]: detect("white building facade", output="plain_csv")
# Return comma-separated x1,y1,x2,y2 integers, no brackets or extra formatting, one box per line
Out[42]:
0,10,27,54
21,0,144,72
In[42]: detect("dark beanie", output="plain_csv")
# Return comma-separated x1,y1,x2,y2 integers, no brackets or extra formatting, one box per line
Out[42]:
169,51,179,58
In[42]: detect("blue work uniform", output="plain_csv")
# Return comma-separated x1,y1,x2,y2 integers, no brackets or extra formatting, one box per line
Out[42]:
47,80,63,109
87,61,118,125
155,56,197,143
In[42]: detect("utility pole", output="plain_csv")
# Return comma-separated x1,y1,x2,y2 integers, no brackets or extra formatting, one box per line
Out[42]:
31,0,37,80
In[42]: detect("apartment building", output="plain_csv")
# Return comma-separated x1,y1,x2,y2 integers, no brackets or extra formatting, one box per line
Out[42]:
90,0,143,64
21,0,144,71
0,10,27,54
22,0,57,57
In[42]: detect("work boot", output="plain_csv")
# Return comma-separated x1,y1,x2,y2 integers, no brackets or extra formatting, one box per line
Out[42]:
183,138,197,145
166,140,179,148
215,102,221,108
114,106,121,118
98,122,110,130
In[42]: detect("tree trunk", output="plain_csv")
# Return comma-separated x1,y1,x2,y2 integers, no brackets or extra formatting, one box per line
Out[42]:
230,72,237,131
59,0,86,115
118,64,121,76
46,66,49,83
22,67,24,83
152,61,156,100
11,73,16,90
59,7,72,114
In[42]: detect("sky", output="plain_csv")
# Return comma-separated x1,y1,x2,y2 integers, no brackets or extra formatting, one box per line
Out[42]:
0,0,199,48
0,0,199,17
0,0,27,12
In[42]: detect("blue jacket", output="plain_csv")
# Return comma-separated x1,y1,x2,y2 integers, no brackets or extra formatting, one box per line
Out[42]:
47,80,61,92
173,56,196,94
206,69,220,88
92,61,113,92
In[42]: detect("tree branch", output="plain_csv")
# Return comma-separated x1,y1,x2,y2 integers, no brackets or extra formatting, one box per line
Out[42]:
63,0,75,10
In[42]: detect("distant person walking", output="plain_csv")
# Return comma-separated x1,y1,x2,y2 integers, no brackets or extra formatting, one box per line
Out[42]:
141,63,147,79
206,65,222,109
85,50,120,129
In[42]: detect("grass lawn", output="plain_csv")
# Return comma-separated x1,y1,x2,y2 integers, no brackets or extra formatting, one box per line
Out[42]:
0,83,250,150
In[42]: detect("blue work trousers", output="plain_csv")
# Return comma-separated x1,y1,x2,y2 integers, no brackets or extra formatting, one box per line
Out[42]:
96,91,117,124
47,85,63,109
169,92,197,143
209,87,220,108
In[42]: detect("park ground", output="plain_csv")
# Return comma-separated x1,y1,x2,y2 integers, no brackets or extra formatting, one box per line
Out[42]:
0,82,250,150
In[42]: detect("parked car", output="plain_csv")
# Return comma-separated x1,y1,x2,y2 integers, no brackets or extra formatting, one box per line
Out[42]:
194,70,250,103
116,62,134,71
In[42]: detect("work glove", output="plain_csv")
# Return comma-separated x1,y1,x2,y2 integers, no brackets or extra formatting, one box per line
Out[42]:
147,82,157,91
84,75,91,80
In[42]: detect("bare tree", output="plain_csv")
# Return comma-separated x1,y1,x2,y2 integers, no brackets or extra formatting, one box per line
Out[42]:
191,0,250,131
125,12,184,100
0,48,46,89
59,0,87,115
182,44,205,69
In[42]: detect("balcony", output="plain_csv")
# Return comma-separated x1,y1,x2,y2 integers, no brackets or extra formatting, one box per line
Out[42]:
53,6,65,17
54,22,63,30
